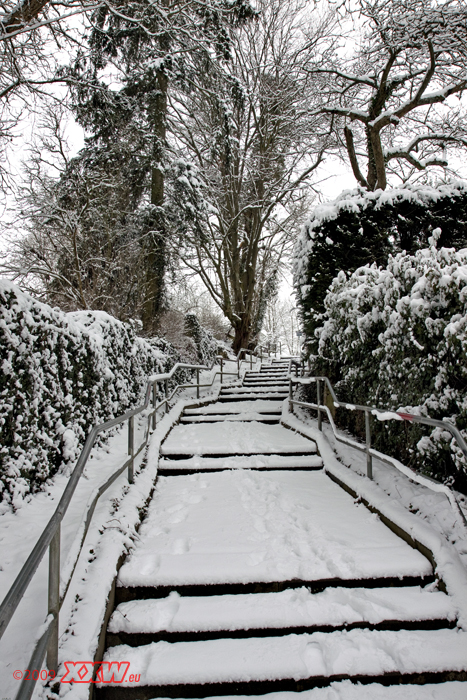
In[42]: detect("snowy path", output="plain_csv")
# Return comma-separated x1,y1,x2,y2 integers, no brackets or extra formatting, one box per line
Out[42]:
116,470,432,587
52,361,467,700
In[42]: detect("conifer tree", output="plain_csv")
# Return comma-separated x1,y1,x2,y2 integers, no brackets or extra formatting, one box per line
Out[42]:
69,0,255,332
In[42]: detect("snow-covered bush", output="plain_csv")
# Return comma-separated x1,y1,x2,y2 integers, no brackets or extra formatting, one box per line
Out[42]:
316,245,467,489
184,312,218,366
294,182,467,351
0,280,181,507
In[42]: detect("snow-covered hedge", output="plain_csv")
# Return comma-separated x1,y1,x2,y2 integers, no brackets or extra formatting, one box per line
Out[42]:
0,280,182,507
294,182,467,351
184,312,218,366
315,245,467,489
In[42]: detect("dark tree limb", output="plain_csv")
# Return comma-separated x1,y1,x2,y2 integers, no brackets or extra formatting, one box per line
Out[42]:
344,126,369,189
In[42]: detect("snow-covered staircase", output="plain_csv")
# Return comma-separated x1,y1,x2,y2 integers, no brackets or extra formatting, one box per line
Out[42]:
95,359,467,699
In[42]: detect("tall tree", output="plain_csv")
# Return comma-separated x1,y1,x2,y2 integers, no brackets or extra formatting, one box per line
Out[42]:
312,0,467,190
4,109,151,316
70,0,255,333
171,0,327,351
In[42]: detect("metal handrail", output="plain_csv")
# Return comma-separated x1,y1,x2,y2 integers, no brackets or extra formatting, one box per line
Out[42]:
3,344,273,700
287,374,467,529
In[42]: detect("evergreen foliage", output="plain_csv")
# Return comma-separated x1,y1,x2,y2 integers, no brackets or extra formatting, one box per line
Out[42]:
314,245,467,491
294,183,467,351
66,0,255,332
0,280,182,507
184,312,218,365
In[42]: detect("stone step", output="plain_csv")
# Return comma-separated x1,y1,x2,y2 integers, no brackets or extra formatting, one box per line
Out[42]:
158,454,324,474
160,422,318,456
221,386,288,393
158,454,323,471
242,380,289,385
184,401,284,415
180,414,280,424
115,573,436,605
107,585,456,646
217,393,288,401
96,628,466,699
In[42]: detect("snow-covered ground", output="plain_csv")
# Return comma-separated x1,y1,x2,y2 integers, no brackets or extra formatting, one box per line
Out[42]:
295,407,467,569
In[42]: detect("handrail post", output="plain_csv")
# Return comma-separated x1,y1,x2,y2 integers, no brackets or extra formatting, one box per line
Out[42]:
47,525,60,674
237,355,240,378
289,378,293,414
128,415,134,483
165,378,169,413
152,382,157,431
196,368,200,399
250,351,252,370
365,410,373,479
317,379,322,431
220,356,224,384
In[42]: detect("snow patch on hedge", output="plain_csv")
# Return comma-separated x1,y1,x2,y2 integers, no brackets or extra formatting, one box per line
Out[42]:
317,246,467,483
0,280,180,507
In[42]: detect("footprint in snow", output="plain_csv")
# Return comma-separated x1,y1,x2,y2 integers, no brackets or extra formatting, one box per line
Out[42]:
172,537,192,554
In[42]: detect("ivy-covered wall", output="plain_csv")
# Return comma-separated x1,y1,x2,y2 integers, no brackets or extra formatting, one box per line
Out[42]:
0,280,181,508
294,183,467,352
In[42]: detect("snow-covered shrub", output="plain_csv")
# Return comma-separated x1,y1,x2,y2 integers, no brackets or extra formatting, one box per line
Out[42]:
294,182,467,351
316,245,467,489
184,312,218,366
0,280,180,507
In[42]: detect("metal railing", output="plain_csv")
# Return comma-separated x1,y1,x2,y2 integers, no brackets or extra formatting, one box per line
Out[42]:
287,374,467,529
1,345,272,700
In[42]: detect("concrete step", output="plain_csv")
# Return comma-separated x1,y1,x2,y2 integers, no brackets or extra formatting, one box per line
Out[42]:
180,414,280,424
217,393,288,401
158,454,324,474
96,627,466,699
107,585,456,646
220,387,288,395
184,401,284,415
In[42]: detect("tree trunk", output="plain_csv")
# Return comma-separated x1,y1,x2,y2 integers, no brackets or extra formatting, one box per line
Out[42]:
141,68,168,333
370,128,387,191
232,316,252,354
365,126,378,191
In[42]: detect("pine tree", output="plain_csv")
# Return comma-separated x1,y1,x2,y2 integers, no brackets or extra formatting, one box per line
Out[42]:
69,0,255,333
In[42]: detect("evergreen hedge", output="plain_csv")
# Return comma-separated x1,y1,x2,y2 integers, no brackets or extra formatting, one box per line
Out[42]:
294,183,467,351
184,312,219,366
0,281,182,508
313,246,467,491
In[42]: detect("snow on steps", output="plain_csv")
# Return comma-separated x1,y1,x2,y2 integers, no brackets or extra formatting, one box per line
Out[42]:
114,471,433,592
92,360,466,700
160,423,318,456
158,684,467,700
158,455,323,474
98,627,467,699
108,586,456,643
179,413,281,424
184,400,284,414
218,392,289,401
221,387,289,394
